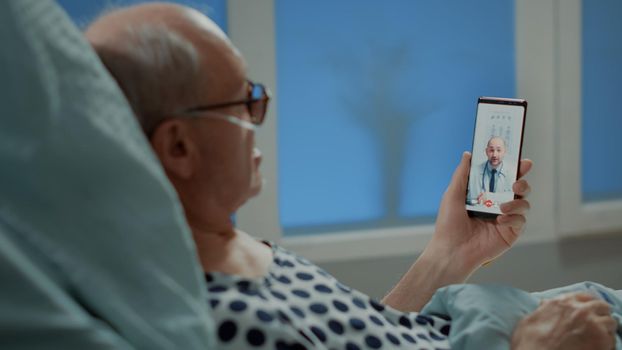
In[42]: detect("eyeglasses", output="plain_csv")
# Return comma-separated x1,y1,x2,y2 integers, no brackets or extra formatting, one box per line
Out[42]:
180,80,271,126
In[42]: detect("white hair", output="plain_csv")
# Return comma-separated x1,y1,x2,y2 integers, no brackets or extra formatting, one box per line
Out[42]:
92,24,201,135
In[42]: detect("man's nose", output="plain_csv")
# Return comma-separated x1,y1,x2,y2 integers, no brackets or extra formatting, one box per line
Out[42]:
253,147,262,159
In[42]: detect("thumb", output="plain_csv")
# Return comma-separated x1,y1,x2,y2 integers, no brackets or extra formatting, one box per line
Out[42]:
446,152,471,199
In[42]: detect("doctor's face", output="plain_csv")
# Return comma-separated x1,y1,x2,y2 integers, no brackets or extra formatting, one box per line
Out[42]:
485,138,506,167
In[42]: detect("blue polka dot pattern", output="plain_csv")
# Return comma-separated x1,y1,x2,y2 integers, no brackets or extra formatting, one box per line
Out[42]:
332,299,349,312
310,325,327,343
208,285,227,293
349,317,366,330
229,300,247,312
276,340,306,350
346,341,361,350
292,289,310,298
236,280,251,290
295,272,314,281
208,299,220,309
369,315,384,326
430,331,446,341
204,242,450,349
386,332,401,345
314,284,333,293
370,299,385,312
352,297,367,310
246,328,265,346
328,319,345,335
281,260,295,268
416,314,435,326
277,310,291,324
309,303,328,314
399,315,413,329
256,309,273,323
276,275,292,284
297,330,314,344
417,333,430,341
217,320,237,342
270,290,287,301
402,332,416,344
365,335,382,349
239,288,259,297
290,306,306,318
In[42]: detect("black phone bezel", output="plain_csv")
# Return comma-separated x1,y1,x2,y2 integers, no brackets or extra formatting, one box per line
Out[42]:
466,96,528,219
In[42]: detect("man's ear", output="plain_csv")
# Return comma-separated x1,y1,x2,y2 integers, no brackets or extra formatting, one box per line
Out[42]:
150,120,195,179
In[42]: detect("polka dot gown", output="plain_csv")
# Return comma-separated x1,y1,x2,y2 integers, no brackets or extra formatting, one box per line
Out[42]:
206,243,451,349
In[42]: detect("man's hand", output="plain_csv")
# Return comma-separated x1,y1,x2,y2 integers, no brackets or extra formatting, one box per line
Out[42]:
427,152,532,275
382,152,532,312
511,293,617,350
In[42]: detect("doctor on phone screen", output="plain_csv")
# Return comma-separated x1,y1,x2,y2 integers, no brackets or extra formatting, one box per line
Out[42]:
468,136,515,205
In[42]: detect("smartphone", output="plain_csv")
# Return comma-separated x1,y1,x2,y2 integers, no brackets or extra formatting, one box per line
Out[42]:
466,97,527,218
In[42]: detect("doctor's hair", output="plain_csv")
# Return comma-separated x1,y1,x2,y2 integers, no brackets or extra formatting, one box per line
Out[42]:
486,136,507,148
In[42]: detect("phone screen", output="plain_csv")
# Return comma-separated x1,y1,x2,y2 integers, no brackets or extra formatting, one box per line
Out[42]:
466,97,527,217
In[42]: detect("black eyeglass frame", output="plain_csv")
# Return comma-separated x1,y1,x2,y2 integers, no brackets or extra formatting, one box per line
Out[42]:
181,80,271,126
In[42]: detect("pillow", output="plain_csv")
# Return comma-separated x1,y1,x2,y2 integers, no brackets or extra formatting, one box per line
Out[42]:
0,0,212,348
0,227,136,349
422,282,622,350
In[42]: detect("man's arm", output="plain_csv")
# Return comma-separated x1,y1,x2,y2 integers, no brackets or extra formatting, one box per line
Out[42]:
382,243,472,312
382,152,532,312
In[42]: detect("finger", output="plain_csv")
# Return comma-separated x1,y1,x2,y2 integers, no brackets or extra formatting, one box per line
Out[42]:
517,159,533,179
500,199,531,215
496,214,526,230
598,317,618,350
446,152,471,199
584,300,613,316
596,315,618,334
512,179,532,197
567,292,599,302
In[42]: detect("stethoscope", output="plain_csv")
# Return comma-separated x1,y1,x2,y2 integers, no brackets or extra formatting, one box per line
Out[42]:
481,161,505,192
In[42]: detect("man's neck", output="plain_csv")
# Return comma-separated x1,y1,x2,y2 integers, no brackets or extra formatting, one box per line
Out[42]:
191,225,273,278
489,161,502,170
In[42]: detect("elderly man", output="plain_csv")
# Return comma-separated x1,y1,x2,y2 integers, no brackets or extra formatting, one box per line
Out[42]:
86,3,617,350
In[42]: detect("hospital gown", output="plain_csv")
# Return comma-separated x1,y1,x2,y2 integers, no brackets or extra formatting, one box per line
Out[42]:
205,242,451,349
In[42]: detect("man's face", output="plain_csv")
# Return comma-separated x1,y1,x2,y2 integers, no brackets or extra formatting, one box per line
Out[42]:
190,49,264,211
485,138,506,167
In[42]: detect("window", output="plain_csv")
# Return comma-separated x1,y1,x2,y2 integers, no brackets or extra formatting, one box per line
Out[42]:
57,0,227,30
275,0,516,236
581,0,622,202
232,0,622,261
